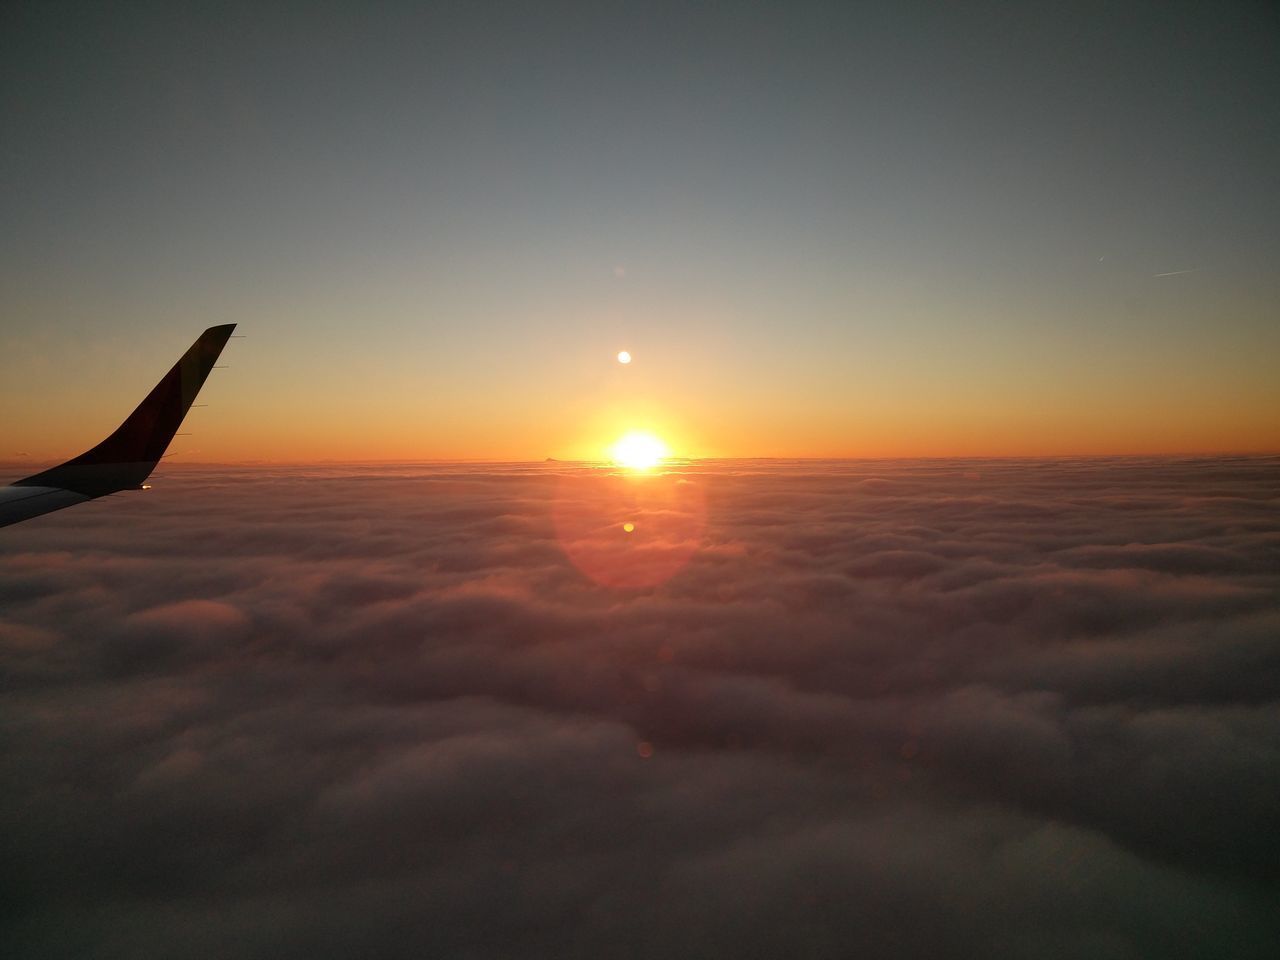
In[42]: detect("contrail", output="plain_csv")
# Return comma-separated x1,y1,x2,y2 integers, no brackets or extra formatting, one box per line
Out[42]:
1154,268,1198,277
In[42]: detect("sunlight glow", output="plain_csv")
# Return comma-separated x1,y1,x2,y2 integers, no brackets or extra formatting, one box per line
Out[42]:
617,350,631,364
610,431,669,470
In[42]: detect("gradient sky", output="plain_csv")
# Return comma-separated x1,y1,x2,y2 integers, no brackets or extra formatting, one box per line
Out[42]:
2,0,1277,462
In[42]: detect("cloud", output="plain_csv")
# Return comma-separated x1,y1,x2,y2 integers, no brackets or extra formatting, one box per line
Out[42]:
1,458,1278,957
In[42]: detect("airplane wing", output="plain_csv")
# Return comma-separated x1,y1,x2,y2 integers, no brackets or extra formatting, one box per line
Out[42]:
0,324,236,529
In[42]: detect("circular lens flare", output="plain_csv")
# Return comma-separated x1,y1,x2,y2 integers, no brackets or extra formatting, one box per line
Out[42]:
611,432,668,471
553,470,707,589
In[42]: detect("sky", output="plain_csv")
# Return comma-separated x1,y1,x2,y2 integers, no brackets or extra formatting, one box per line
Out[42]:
1,0,1278,462
3,458,1279,957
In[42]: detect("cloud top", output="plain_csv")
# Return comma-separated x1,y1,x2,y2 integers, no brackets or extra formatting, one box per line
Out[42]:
2,458,1278,958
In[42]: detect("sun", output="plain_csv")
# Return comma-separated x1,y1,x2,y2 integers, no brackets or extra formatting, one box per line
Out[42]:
610,431,669,471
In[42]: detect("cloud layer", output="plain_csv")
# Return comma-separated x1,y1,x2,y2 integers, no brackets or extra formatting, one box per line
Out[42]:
2,458,1278,958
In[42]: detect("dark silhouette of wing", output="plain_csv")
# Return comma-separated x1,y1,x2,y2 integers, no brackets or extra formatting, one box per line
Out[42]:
0,325,235,528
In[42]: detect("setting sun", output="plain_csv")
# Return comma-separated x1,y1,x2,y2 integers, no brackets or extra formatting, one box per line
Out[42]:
610,431,669,470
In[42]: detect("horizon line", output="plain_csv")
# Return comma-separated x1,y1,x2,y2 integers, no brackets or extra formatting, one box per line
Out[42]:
5,451,1278,474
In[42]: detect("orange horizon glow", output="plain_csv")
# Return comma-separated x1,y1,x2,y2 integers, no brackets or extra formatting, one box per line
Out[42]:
4,411,1279,468
1,324,1277,466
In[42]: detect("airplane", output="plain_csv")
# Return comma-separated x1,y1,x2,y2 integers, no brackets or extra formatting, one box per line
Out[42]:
0,325,236,528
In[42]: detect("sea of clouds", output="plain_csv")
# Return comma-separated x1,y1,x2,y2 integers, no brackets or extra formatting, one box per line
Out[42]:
2,457,1278,958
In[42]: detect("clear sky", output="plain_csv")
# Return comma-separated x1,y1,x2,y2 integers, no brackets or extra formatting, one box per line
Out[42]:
2,0,1277,462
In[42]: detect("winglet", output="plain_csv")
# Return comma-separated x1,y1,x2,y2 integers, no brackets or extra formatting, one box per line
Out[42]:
15,324,236,497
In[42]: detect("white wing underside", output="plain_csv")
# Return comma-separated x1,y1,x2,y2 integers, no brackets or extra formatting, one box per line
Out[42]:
0,484,92,528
